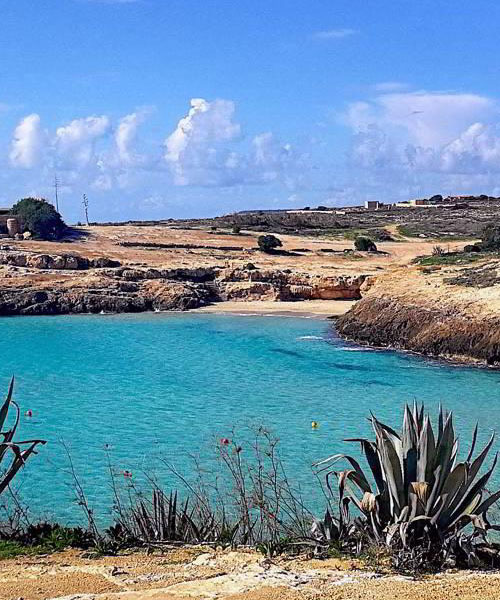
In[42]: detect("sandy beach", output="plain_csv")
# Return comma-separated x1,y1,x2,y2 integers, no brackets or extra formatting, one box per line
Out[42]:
192,299,356,317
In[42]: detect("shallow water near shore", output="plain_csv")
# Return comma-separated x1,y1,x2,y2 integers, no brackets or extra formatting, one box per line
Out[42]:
2,312,500,524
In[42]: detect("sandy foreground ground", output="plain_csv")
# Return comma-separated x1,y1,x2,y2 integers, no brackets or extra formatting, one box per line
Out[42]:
1,547,499,600
192,299,356,317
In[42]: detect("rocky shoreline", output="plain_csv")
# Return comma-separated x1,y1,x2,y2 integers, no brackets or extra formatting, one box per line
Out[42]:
0,247,367,316
336,262,500,367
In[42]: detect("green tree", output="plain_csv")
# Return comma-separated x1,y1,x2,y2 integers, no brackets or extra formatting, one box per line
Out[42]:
11,198,66,240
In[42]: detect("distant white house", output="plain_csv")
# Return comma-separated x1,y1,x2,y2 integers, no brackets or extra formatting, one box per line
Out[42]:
364,200,382,210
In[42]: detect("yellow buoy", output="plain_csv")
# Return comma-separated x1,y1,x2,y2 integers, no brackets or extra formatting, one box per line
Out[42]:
311,421,319,429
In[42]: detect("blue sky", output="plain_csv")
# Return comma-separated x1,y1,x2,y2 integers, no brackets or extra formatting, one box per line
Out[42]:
2,0,500,222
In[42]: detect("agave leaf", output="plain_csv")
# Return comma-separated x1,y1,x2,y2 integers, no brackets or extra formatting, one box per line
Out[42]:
404,447,418,497
371,412,401,439
447,455,498,528
0,377,14,433
378,429,404,515
314,453,371,492
431,412,456,496
466,433,495,484
402,405,418,456
340,469,372,498
0,442,43,495
425,464,443,516
417,415,436,483
440,463,467,510
443,441,497,526
466,423,479,464
417,404,425,430
475,489,500,516
345,438,385,493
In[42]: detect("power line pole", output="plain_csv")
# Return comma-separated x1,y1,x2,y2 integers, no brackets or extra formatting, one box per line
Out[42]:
53,175,60,213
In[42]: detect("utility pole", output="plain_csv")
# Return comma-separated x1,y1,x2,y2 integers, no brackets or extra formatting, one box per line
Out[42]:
82,194,90,226
53,175,60,213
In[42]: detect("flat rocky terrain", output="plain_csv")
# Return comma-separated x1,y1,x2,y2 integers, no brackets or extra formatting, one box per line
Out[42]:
2,547,500,600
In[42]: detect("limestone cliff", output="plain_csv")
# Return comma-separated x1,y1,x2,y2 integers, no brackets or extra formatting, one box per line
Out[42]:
337,261,500,366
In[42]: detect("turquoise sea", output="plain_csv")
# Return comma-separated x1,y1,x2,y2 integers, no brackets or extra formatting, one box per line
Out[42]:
1,312,500,524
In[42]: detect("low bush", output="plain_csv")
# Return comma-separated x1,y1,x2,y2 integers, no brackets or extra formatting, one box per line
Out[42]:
480,224,500,251
257,234,282,253
354,236,377,252
432,245,445,256
416,253,485,266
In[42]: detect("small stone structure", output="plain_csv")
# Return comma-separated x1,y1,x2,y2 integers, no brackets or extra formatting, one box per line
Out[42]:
6,218,20,237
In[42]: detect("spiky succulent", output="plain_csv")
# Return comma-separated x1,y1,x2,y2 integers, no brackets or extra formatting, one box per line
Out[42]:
0,377,45,495
315,404,500,567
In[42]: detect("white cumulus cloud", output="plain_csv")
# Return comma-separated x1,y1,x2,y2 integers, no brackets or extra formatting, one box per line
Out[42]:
55,115,111,169
164,98,242,186
9,114,46,169
346,91,500,177
114,110,149,166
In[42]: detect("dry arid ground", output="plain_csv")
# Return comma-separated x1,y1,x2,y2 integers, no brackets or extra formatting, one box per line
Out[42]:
1,223,468,316
11,224,464,273
2,547,500,600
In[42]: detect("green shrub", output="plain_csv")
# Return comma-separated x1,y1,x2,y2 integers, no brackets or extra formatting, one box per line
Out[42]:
480,224,500,251
354,236,377,252
232,225,241,235
257,234,282,253
432,245,445,256
12,198,66,240
463,244,482,253
417,253,484,266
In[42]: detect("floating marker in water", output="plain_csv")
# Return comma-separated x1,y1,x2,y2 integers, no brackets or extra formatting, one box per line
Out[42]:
311,421,319,429
25,410,33,418
123,470,132,479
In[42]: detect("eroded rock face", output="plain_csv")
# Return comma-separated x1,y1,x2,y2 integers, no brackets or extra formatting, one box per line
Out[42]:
0,250,120,270
216,266,366,302
337,296,500,366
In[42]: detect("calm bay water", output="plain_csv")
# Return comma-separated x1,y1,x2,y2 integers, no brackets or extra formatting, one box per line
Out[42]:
1,312,500,524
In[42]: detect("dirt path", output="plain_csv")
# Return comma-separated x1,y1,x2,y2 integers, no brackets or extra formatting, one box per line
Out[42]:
1,548,499,600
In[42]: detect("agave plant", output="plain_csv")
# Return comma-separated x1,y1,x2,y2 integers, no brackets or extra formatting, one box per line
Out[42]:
315,404,500,567
0,377,45,495
122,488,226,544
